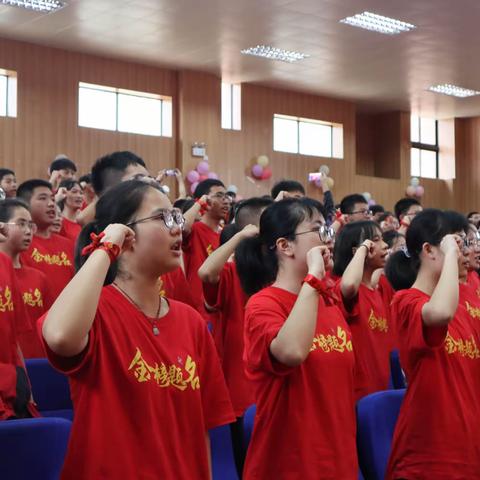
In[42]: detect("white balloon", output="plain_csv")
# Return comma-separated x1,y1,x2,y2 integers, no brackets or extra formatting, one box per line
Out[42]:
227,184,238,194
161,185,170,195
410,177,420,187
362,192,372,202
319,164,330,175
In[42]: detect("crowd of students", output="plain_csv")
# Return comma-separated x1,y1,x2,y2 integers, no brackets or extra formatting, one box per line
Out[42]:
0,150,479,479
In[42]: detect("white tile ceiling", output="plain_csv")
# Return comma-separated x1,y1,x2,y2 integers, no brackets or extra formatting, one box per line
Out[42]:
2,0,480,118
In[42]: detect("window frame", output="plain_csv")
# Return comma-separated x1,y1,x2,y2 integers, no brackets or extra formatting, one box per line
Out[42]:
78,82,172,137
410,116,439,178
0,69,17,118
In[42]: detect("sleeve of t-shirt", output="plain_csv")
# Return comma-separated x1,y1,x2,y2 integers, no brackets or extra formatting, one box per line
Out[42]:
197,318,235,428
37,309,99,376
244,295,297,377
202,263,230,310
394,291,448,354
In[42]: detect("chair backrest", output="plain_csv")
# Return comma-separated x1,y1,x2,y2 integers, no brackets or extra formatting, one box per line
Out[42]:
25,358,72,413
357,389,405,480
209,424,238,480
0,417,71,480
242,404,256,449
389,350,406,389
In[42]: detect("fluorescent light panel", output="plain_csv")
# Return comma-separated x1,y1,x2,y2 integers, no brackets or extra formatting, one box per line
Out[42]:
428,83,480,98
0,0,65,12
241,45,309,63
340,11,416,35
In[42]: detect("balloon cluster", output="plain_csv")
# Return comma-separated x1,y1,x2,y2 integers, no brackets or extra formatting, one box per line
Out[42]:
251,155,272,180
309,165,335,189
186,156,220,194
405,177,424,198
362,191,377,207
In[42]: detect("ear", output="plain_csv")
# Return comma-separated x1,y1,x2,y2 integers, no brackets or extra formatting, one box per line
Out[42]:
275,237,294,258
422,242,436,259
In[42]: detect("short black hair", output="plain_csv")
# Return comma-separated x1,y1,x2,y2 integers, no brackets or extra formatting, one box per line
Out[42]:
0,198,30,223
234,197,273,229
394,198,421,220
91,151,146,195
271,180,305,199
79,173,92,185
370,204,385,215
50,157,77,173
173,198,195,213
340,194,367,214
220,223,240,245
382,230,405,249
444,210,469,235
193,179,225,199
17,179,52,204
0,169,15,182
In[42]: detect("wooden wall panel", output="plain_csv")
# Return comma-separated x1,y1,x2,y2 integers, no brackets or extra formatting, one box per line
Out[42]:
0,37,176,182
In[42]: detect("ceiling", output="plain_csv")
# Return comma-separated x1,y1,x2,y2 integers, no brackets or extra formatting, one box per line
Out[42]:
2,0,480,118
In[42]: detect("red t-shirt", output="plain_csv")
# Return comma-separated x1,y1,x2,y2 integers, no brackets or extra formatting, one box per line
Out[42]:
343,282,394,399
243,286,357,479
0,253,33,419
20,233,75,301
386,288,480,479
203,261,253,417
15,266,51,358
59,217,82,243
159,267,197,309
467,270,480,298
183,221,220,315
40,286,234,479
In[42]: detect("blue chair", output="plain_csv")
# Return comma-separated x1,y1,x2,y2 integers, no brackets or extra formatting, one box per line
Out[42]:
0,417,71,480
357,389,405,480
390,350,406,389
242,404,256,448
209,424,238,480
26,358,73,420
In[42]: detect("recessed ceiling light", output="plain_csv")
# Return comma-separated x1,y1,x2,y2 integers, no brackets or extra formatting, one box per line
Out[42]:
428,84,480,98
340,11,416,35
0,0,65,12
241,45,310,63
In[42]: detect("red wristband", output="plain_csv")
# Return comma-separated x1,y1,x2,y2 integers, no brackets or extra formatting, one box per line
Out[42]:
196,198,209,216
400,220,409,228
97,242,121,263
302,274,325,293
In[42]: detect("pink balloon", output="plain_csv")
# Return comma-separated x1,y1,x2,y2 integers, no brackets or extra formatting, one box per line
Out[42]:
190,181,199,194
252,164,264,178
197,161,210,175
208,172,219,179
406,185,416,197
199,174,208,181
261,167,272,180
186,170,200,183
368,199,376,206
415,185,425,197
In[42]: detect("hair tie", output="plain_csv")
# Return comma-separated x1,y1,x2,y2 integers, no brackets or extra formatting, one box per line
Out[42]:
81,231,121,264
399,245,411,258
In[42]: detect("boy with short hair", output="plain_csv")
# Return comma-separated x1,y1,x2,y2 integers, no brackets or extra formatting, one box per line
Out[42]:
17,179,74,301
0,168,17,198
48,156,77,191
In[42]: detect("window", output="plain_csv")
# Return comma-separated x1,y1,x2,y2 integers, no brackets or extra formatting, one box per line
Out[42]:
221,83,241,130
410,116,439,179
0,69,17,118
78,82,172,137
273,114,343,158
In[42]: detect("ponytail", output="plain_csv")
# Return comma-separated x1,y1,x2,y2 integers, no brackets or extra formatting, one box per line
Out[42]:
235,235,278,296
385,250,419,291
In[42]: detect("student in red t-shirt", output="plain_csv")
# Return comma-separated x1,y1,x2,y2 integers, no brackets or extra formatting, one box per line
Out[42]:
0,199,51,358
235,198,357,480
385,209,480,479
56,179,84,242
41,180,234,479
183,179,231,316
0,221,39,419
334,220,392,399
16,180,75,301
465,223,480,296
199,196,272,475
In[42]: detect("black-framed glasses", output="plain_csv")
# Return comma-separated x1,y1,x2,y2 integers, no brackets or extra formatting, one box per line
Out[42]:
126,208,185,230
295,225,335,242
350,209,372,216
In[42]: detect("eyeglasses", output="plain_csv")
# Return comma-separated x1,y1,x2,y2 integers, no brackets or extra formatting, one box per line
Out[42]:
295,225,335,242
464,237,480,248
5,220,38,233
126,208,185,230
210,192,232,202
350,209,372,216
